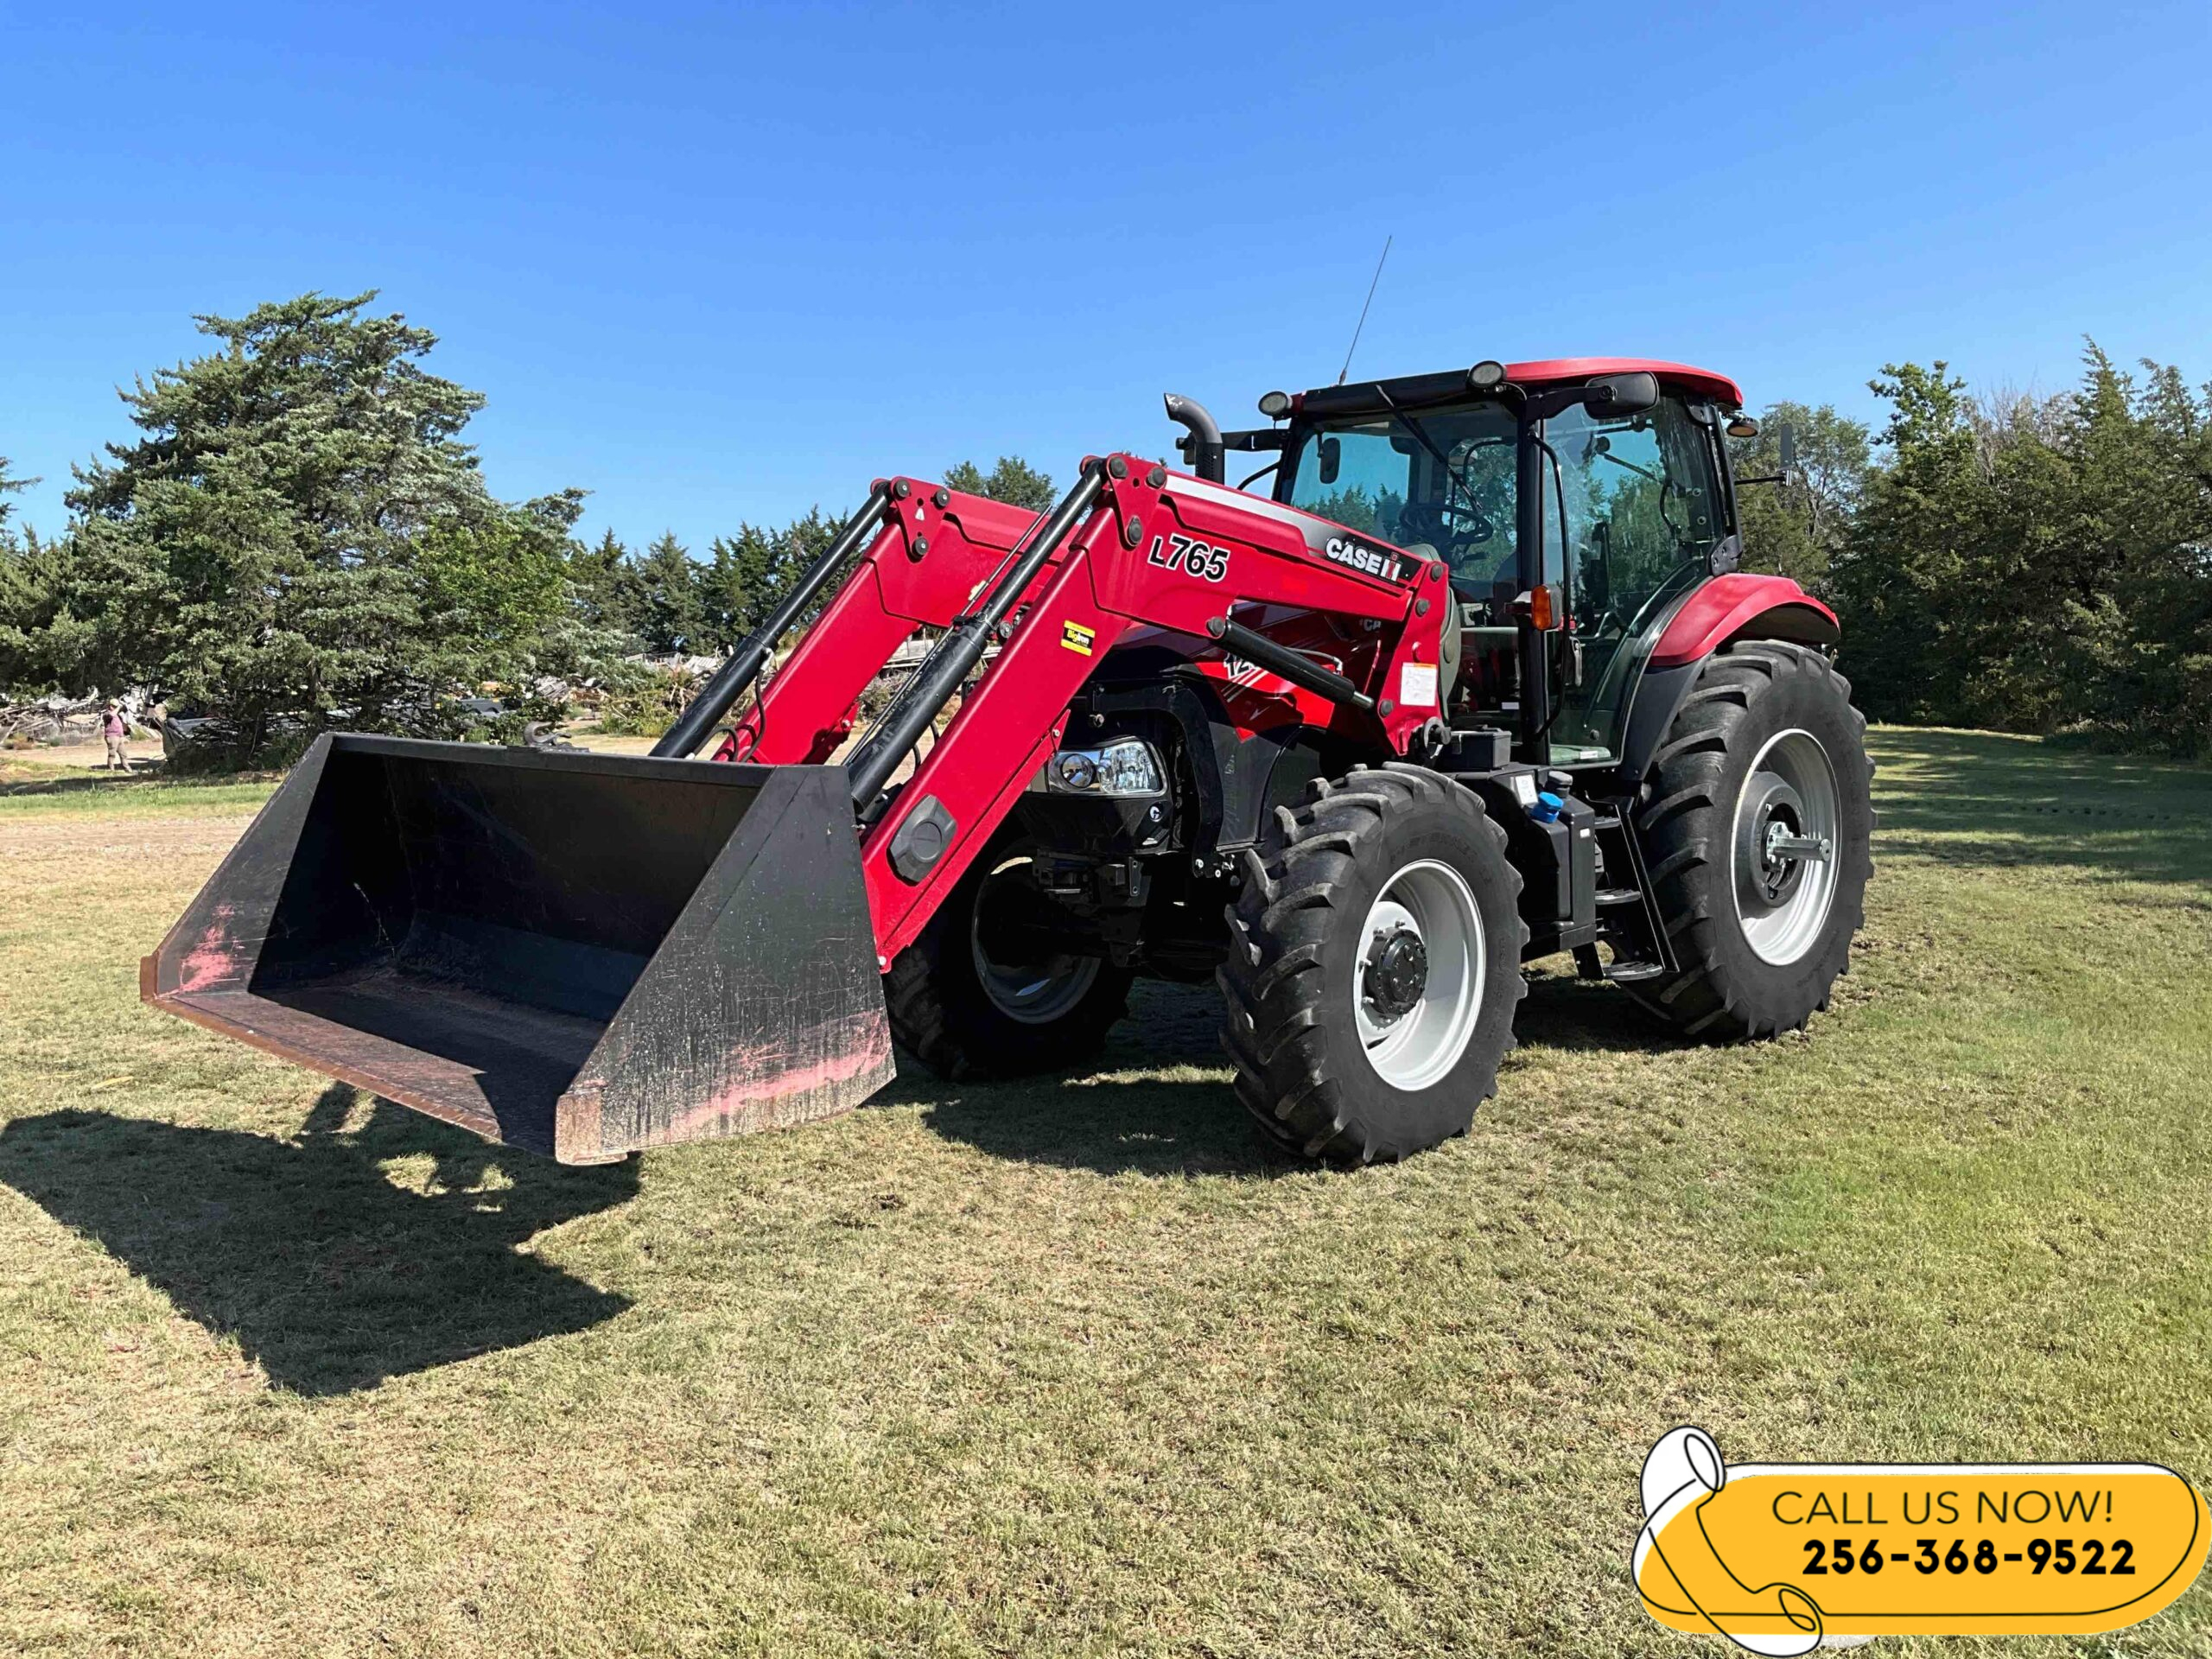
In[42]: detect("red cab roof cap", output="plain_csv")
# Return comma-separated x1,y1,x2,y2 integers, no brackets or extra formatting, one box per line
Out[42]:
1505,357,1743,407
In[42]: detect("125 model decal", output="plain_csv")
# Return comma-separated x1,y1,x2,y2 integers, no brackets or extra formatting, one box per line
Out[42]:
1147,533,1230,582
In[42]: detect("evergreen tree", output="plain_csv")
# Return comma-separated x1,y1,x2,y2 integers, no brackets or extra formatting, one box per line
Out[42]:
1828,362,1982,726
415,490,585,694
698,505,874,651
52,290,577,750
0,457,48,689
633,531,706,654
0,525,80,693
0,455,32,531
1827,346,2211,754
569,526,645,644
2016,346,2212,749
944,455,1055,511
702,525,787,651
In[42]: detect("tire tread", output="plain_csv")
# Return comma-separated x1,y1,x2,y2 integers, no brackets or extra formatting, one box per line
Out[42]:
1625,642,1871,1041
1217,765,1528,1164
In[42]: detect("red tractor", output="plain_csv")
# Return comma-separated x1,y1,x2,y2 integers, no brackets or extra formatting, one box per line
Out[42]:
146,357,1872,1166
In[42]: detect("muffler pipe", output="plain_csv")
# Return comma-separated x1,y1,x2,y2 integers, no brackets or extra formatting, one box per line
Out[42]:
844,462,1106,809
652,482,893,759
1163,393,1225,484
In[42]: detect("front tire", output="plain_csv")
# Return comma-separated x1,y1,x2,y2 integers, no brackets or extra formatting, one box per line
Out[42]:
886,833,1133,1079
1629,642,1873,1039
1218,764,1528,1164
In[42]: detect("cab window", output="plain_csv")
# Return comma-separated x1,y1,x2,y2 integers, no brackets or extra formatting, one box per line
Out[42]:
1283,402,1518,593
1546,394,1727,759
1548,394,1721,632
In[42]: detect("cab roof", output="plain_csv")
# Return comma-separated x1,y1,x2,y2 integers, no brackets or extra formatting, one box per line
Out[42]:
1300,357,1743,417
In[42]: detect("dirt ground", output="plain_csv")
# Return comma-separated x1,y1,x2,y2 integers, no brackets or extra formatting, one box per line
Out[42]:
1,734,167,773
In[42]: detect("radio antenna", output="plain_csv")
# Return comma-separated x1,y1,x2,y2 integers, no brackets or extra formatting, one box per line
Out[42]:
1336,234,1392,385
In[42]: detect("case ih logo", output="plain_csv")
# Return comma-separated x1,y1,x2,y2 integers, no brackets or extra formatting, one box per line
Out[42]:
1324,535,1406,583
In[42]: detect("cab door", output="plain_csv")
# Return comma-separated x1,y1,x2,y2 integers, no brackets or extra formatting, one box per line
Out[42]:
1542,394,1729,762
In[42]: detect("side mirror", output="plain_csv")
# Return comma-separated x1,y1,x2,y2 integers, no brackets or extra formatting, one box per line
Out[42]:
1318,435,1342,486
1733,420,1799,492
1583,371,1660,415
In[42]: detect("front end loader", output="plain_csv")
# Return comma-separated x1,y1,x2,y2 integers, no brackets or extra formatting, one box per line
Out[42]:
147,356,1872,1165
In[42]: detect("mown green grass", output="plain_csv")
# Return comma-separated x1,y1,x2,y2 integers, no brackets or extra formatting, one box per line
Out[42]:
0,764,280,820
0,729,2206,1656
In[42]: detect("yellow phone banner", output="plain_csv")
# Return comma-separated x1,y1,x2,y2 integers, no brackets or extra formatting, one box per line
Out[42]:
1634,1427,2207,1653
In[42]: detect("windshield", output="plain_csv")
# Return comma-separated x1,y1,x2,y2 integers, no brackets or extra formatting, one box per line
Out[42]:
1281,400,1517,594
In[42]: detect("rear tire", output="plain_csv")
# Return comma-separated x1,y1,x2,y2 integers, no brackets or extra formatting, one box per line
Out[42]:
1628,642,1873,1039
1218,764,1527,1165
886,832,1133,1079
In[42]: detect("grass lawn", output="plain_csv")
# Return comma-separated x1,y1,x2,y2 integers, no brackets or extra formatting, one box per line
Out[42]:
1,728,2207,1656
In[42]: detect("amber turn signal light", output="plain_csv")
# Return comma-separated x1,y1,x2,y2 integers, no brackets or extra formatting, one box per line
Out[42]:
1516,586,1560,631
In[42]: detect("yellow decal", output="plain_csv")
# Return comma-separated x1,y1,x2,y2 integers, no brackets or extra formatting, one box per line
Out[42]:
1635,1428,2209,1651
1060,620,1095,657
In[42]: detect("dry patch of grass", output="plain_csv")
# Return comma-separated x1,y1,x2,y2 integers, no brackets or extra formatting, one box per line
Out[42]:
0,730,2207,1656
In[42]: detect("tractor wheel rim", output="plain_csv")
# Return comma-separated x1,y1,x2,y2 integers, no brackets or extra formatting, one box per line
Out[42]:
969,855,1102,1025
1352,859,1484,1091
1731,728,1840,967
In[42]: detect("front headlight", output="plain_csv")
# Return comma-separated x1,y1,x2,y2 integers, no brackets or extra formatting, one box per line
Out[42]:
1046,737,1166,798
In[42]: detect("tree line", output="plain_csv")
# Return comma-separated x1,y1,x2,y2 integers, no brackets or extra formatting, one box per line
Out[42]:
567,454,1055,660
2,291,2206,761
0,294,1054,760
1731,350,2210,757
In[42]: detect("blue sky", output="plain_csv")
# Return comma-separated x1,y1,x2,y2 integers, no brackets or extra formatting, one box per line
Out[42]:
5,2,2208,549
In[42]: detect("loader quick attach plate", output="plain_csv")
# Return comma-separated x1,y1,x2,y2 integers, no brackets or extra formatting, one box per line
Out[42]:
143,735,894,1163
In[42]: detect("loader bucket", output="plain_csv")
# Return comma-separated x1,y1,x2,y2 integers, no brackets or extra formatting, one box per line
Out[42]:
143,735,893,1163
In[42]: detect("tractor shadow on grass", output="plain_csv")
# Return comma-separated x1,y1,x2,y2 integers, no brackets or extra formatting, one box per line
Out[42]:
899,980,1293,1179
909,1068,1289,1179
0,1085,635,1395
1512,971,1693,1056
900,972,1677,1177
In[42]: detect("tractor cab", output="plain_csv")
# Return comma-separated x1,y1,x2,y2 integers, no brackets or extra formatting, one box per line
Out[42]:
1231,359,1746,770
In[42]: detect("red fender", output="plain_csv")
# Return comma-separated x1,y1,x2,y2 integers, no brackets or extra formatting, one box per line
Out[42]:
1648,573,1838,669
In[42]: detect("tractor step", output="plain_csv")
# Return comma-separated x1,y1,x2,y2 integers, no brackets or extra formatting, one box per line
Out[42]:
1602,959,1669,984
1594,887,1643,906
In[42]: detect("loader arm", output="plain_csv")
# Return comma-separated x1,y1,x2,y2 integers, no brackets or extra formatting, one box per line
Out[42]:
141,454,1449,1166
841,456,1451,961
721,486,1053,765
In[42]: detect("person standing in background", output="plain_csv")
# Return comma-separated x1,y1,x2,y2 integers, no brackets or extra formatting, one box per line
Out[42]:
101,702,131,773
